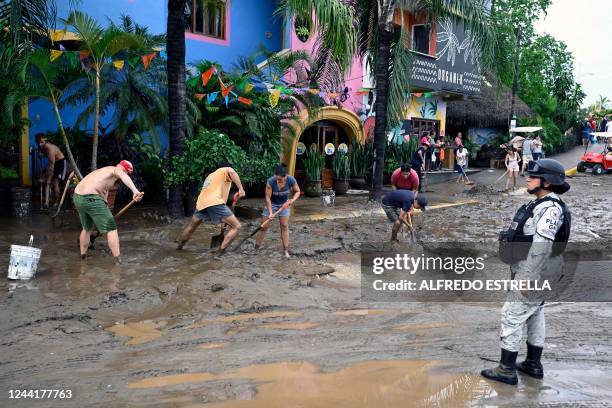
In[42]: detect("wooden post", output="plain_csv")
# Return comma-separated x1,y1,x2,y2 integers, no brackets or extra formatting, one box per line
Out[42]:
20,100,31,187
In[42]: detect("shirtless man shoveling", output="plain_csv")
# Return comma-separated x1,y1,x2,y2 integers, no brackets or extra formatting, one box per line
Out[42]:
73,160,143,262
36,133,67,209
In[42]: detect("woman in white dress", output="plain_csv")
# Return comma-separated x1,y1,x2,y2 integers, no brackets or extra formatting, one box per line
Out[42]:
504,147,520,192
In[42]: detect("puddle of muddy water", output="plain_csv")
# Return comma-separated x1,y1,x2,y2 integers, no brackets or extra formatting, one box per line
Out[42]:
198,343,228,350
128,360,495,407
392,322,454,331
188,311,303,329
333,309,395,317
107,320,167,345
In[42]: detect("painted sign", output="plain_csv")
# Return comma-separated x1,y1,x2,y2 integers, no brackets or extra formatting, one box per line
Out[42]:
410,18,481,95
325,143,335,155
338,143,348,154
296,142,306,155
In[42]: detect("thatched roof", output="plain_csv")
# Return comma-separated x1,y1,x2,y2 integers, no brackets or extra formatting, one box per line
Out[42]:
446,78,534,128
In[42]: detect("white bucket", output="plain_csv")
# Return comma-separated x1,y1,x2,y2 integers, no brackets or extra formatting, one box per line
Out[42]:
7,235,42,280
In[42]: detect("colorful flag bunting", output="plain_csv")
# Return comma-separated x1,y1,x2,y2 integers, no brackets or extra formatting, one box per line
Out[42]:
50,50,63,62
113,60,125,70
238,96,253,105
59,44,66,51
207,92,219,104
201,67,215,86
244,83,254,93
412,92,423,98
194,93,206,101
128,56,140,68
269,89,281,108
159,50,167,60
308,88,319,95
142,52,156,70
225,96,229,108
221,84,234,98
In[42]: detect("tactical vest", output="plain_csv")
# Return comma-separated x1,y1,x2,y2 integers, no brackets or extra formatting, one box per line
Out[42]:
498,196,571,264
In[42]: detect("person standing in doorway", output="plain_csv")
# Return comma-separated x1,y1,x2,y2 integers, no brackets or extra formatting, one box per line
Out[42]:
254,165,301,259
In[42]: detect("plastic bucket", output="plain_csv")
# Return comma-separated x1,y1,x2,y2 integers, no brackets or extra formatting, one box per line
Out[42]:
321,189,336,207
7,235,42,280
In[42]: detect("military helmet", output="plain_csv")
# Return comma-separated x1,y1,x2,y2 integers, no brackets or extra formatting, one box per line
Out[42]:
527,158,570,193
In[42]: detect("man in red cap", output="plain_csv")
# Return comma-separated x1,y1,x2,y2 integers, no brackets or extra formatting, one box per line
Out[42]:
73,160,143,263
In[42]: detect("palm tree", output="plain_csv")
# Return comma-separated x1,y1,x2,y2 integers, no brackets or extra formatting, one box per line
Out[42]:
62,16,172,149
279,0,494,200
63,10,143,171
4,49,84,179
166,0,189,217
595,95,609,113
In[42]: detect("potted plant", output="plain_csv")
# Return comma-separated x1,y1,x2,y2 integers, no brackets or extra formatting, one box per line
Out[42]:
302,145,324,197
349,139,368,189
332,152,351,195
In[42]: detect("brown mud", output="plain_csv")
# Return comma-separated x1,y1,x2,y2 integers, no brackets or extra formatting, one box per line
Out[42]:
0,174,611,406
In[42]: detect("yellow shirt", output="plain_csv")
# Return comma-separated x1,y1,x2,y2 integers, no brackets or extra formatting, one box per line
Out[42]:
196,168,231,211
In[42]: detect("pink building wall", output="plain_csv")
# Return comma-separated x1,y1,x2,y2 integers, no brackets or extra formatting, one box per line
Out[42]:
287,20,366,116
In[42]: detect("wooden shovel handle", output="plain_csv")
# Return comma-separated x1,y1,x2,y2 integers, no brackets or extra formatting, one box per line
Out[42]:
114,193,144,219
52,171,74,218
261,201,291,228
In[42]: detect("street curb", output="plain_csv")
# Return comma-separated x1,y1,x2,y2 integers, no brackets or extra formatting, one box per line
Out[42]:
565,167,577,176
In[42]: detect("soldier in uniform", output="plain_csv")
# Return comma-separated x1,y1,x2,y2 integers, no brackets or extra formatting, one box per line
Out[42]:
482,159,571,385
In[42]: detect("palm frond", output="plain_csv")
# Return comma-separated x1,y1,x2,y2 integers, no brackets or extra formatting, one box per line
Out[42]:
386,26,413,128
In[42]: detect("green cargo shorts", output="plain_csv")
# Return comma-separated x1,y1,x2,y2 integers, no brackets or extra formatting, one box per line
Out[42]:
73,193,117,233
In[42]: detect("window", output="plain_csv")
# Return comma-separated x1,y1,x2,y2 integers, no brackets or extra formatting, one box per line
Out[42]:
412,24,430,55
185,0,226,39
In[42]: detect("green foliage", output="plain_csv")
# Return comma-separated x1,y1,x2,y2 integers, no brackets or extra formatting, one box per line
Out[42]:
384,137,418,173
241,153,280,188
349,139,370,177
302,145,324,181
164,128,246,187
0,163,18,180
332,151,350,179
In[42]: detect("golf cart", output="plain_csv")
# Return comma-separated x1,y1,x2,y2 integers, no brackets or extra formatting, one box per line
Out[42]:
577,132,612,175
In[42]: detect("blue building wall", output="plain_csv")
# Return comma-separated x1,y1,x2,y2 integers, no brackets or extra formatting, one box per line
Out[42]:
30,0,285,162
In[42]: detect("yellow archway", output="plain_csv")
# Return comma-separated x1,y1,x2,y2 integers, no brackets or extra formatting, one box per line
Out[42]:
281,106,365,176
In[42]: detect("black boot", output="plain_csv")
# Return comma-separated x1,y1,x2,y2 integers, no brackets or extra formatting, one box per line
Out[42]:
481,348,518,385
517,342,544,379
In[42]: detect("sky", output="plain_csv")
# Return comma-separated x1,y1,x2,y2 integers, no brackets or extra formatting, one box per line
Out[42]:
535,0,612,109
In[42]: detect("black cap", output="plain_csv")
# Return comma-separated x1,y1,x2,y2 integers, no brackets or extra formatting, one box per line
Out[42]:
416,195,427,211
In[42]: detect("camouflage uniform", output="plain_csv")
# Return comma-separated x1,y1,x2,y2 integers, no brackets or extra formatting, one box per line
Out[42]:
500,192,565,352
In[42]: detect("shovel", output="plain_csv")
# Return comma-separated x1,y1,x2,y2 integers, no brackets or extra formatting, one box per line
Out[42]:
210,193,240,249
233,200,292,251
460,167,475,185
89,193,144,248
51,171,75,219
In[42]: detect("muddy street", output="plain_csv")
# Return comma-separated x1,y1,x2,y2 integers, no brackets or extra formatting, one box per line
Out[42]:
1,173,611,407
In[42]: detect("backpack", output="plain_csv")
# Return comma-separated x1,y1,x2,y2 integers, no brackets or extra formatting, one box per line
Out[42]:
498,197,571,264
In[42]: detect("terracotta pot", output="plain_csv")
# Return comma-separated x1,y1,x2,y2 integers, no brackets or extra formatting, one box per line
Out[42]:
349,176,366,190
304,180,322,197
333,178,350,195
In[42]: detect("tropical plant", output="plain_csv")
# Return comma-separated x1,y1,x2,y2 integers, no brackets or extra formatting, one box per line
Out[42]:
332,151,350,180
349,139,369,178
62,10,150,170
61,17,180,150
302,145,324,181
279,0,495,200
164,128,246,187
3,49,84,179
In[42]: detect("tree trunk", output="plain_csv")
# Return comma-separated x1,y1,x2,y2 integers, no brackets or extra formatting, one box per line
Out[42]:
509,28,521,128
91,67,100,171
52,99,83,180
369,26,393,201
166,0,187,217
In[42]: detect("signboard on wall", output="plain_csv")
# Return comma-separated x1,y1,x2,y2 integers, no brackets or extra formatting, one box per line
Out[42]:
410,18,482,95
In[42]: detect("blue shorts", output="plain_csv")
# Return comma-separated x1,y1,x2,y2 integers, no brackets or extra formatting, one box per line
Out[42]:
263,202,290,218
194,204,233,224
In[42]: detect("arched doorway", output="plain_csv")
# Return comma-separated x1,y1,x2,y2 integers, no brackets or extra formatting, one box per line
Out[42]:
282,106,365,188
